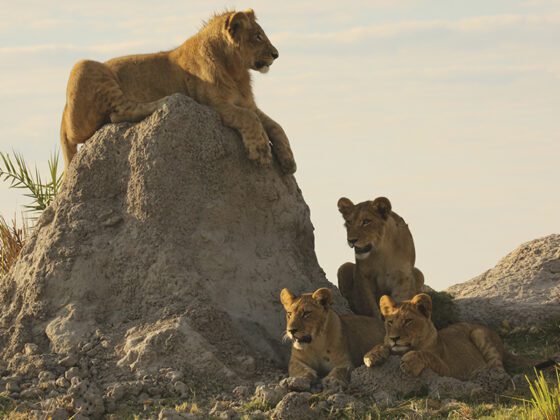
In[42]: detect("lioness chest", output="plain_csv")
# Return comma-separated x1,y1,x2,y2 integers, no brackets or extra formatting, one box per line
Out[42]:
298,346,347,376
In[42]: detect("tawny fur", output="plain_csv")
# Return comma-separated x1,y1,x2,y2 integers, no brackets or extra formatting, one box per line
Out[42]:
280,287,385,387
337,196,424,318
60,9,296,174
363,294,509,380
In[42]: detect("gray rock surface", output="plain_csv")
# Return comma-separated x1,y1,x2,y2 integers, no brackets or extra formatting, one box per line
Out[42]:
349,356,501,403
0,94,337,397
447,234,560,327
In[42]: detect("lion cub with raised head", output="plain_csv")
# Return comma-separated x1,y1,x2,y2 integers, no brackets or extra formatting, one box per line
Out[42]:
337,196,424,318
364,293,510,380
61,9,296,174
281,287,385,387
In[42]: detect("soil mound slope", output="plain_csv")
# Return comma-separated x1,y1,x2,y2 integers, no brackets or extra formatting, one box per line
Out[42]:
0,94,335,394
447,234,560,327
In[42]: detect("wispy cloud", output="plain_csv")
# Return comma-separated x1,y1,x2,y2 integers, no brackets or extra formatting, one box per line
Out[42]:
274,13,560,44
0,41,161,55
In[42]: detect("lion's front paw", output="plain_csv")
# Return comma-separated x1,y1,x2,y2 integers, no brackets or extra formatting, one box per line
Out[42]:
400,351,425,376
364,347,389,368
245,130,272,166
321,375,347,392
277,153,296,175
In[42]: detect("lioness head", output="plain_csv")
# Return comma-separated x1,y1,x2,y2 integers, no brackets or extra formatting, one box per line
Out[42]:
280,287,333,350
223,9,279,73
379,293,436,354
337,196,392,260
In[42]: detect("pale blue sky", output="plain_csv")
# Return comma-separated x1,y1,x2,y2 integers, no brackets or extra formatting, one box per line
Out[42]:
1,0,559,290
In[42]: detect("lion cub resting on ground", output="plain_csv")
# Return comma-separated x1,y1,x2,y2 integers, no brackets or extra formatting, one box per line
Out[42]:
61,9,296,174
364,293,522,380
337,196,424,318
281,287,385,388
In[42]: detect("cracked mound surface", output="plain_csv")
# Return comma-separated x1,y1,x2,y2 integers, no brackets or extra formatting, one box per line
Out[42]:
0,95,339,415
447,234,560,327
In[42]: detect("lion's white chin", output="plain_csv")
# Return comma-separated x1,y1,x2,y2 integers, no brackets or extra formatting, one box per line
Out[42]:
258,65,270,74
293,341,304,350
355,252,370,260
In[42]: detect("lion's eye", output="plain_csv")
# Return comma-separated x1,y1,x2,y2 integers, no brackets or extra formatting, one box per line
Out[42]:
404,319,413,325
387,320,393,326
302,311,311,318
344,220,351,227
362,219,371,227
255,33,263,41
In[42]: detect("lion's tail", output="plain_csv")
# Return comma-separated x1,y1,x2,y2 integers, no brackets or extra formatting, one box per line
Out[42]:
504,352,560,370
60,107,77,172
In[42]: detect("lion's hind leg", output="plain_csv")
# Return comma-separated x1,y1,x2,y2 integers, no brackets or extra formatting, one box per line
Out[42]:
109,96,168,123
470,326,506,371
337,262,355,304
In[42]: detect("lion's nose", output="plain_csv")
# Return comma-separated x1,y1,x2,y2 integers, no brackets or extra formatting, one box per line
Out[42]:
348,238,357,245
271,49,279,59
289,328,298,335
390,336,400,342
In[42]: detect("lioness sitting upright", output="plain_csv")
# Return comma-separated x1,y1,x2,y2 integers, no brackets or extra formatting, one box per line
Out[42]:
364,294,518,380
280,287,385,388
60,9,296,174
337,196,424,318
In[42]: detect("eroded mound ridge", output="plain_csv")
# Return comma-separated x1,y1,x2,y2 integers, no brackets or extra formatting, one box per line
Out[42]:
0,95,335,412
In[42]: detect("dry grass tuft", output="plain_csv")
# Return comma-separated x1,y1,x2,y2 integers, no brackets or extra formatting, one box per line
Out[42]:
0,215,28,275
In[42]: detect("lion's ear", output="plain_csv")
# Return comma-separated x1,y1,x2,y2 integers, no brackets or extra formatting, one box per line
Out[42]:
337,197,354,217
312,288,333,307
411,293,432,319
225,11,250,42
372,197,392,220
379,295,397,317
243,9,256,20
280,288,295,309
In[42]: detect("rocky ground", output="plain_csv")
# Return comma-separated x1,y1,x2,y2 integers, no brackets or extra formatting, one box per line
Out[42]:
447,234,560,328
0,95,558,419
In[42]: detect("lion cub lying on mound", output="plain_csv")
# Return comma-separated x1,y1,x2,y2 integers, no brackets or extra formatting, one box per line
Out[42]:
61,9,296,174
280,287,385,387
364,293,511,380
337,196,424,318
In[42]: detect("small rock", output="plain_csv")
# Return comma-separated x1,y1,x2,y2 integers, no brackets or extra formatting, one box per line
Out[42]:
86,347,100,357
279,377,311,392
81,342,95,353
232,385,251,399
20,386,43,399
165,370,183,382
158,409,190,419
210,401,230,414
137,392,150,403
254,384,288,407
215,409,239,420
49,407,70,420
65,367,80,381
38,380,57,393
147,385,161,396
60,354,79,368
55,376,70,388
6,381,20,392
327,392,357,409
39,371,56,382
173,381,190,397
272,392,313,420
24,343,39,355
